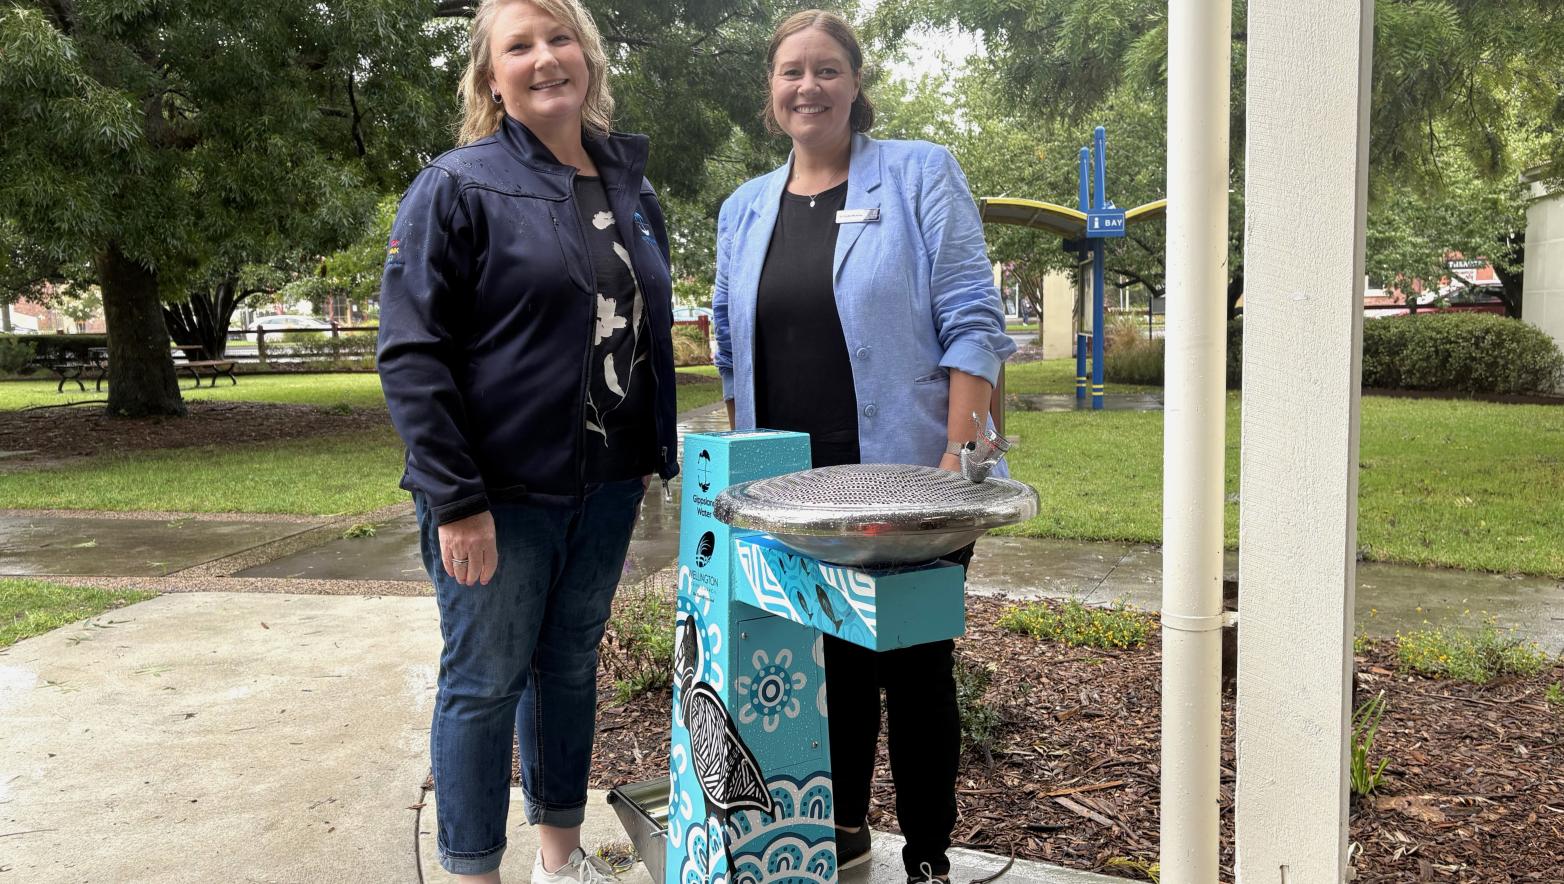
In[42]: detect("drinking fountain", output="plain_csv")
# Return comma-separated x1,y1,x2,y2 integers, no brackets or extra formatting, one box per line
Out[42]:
609,429,1038,883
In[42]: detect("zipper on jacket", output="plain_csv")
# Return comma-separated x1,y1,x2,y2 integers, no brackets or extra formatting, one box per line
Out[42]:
557,203,597,504
660,447,672,502
627,247,669,496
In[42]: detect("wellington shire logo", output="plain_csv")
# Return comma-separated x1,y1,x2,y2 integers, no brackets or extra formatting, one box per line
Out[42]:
695,531,716,569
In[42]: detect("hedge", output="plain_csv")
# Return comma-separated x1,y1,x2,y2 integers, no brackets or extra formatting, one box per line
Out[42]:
1103,313,1562,396
1360,313,1562,395
1,333,108,368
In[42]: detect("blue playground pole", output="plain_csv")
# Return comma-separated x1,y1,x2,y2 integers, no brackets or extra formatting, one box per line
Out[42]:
1077,148,1091,402
1091,127,1107,411
1075,333,1087,400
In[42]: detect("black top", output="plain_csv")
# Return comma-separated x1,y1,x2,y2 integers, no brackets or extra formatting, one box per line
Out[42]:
574,174,658,481
753,180,860,468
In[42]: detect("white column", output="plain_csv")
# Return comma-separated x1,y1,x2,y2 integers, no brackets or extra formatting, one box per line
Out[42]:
1235,2,1374,880
1161,0,1230,880
1522,185,1564,351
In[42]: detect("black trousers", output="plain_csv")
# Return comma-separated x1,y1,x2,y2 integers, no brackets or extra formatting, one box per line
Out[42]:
824,543,974,878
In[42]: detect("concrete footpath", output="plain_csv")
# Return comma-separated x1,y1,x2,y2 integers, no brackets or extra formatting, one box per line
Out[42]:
1,592,1112,884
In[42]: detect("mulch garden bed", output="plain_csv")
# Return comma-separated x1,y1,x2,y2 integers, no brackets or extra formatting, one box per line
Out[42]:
586,594,1564,882
0,400,389,463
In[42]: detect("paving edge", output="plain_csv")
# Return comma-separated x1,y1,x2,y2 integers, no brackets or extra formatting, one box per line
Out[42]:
169,501,416,578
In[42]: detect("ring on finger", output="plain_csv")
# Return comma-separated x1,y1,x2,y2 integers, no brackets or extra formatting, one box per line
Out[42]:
452,557,470,566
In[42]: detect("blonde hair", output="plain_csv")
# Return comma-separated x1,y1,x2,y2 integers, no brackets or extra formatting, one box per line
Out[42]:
763,9,875,135
457,0,615,144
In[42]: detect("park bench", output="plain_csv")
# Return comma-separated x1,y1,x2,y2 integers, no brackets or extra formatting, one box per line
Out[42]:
171,344,239,388
33,343,238,392
35,347,106,394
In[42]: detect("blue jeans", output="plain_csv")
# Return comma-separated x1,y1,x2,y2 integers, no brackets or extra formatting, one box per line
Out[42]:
414,479,645,876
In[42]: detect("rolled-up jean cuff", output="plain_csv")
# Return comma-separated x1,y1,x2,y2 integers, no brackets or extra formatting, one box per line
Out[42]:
525,793,587,828
439,839,505,876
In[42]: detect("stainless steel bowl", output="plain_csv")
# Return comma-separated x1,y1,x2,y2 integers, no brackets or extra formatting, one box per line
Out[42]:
713,464,1040,567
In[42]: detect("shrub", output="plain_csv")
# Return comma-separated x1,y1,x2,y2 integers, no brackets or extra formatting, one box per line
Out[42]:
1362,313,1563,395
1396,621,1551,684
1099,317,1245,388
0,335,38,374
1350,691,1391,797
600,589,675,703
998,599,1153,649
953,655,1002,758
1104,335,1165,386
671,324,710,366
4,333,107,366
275,333,376,369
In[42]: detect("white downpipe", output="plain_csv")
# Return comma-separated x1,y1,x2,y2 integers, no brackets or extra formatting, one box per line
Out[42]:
1162,0,1230,881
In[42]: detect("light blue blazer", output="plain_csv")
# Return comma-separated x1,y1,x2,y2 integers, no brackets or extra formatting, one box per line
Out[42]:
714,133,1016,468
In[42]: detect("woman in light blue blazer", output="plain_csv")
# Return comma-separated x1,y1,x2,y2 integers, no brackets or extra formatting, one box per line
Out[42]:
712,11,1015,883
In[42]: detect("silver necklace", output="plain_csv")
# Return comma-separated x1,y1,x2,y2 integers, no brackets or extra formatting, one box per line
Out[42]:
808,181,841,208
797,169,847,208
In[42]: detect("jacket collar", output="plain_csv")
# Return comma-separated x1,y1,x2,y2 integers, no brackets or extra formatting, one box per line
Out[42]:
497,114,649,194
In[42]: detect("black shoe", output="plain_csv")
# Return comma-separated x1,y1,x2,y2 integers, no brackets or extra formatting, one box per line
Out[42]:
836,824,871,870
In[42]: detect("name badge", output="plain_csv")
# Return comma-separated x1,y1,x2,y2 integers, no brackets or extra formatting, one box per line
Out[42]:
835,208,880,224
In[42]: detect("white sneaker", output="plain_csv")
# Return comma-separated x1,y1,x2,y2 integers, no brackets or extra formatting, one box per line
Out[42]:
532,847,617,883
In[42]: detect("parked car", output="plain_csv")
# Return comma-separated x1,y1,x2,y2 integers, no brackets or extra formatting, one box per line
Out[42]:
247,314,331,342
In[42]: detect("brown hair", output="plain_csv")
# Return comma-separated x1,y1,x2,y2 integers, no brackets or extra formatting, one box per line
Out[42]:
763,9,875,135
457,0,614,145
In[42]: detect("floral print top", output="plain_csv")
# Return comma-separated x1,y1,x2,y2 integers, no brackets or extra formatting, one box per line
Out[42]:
574,175,657,481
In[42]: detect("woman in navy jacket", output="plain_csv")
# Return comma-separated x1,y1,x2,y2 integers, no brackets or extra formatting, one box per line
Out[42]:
714,10,1014,884
376,1,676,881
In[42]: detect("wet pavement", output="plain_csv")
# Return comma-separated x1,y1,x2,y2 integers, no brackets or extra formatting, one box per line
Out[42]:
1007,392,1165,412
0,513,315,577
235,485,682,587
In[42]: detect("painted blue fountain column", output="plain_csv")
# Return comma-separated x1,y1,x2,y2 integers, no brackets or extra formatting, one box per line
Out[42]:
669,431,970,884
669,430,835,884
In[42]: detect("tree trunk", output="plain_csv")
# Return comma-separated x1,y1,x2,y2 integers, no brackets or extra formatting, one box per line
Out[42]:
99,243,185,417
1493,235,1524,319
163,276,240,358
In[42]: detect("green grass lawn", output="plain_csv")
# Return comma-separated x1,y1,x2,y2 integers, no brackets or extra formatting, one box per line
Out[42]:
2,362,1559,577
0,428,409,515
676,374,724,413
1,578,157,649
3,371,726,415
999,389,1564,577
0,370,724,516
0,373,389,412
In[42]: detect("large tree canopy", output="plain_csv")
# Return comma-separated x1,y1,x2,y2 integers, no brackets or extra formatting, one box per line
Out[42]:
1,1,463,415
867,0,1563,310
